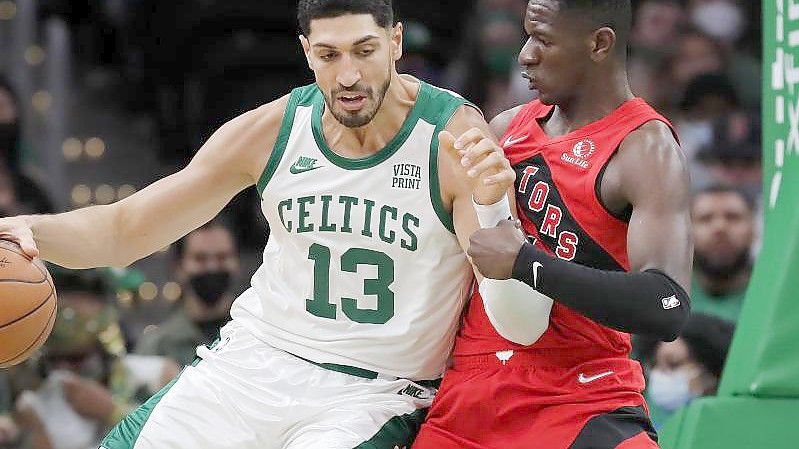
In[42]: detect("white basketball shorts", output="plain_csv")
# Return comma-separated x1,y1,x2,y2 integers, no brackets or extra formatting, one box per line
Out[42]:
99,321,435,449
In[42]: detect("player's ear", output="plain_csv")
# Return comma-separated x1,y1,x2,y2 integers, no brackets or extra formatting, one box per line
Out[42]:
299,35,314,70
590,27,615,62
391,22,403,62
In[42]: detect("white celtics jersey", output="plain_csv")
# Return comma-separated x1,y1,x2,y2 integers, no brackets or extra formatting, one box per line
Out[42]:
230,81,474,380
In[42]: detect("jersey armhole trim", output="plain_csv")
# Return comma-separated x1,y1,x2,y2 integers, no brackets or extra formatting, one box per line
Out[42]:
590,116,676,224
594,154,633,223
429,100,470,234
256,89,304,196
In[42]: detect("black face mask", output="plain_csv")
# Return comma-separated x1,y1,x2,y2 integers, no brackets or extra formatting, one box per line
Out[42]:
188,271,232,306
0,123,19,165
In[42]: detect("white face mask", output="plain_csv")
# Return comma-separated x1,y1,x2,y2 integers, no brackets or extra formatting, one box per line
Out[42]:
648,368,699,412
691,1,745,43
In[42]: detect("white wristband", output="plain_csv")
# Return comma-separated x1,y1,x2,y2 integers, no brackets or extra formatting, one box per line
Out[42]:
472,194,512,228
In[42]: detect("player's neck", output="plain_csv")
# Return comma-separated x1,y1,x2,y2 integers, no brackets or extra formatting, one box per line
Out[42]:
553,71,634,133
321,73,419,158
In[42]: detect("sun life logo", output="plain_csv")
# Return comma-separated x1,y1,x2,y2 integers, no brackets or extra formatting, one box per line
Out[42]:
572,139,595,158
561,139,595,169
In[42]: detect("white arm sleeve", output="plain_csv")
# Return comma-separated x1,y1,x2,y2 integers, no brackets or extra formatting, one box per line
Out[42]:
479,278,553,346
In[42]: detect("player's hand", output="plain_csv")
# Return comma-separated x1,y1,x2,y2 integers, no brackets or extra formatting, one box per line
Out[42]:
0,216,39,258
468,219,527,279
439,128,515,205
61,374,114,421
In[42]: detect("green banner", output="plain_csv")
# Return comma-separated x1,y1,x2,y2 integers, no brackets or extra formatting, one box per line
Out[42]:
718,0,799,398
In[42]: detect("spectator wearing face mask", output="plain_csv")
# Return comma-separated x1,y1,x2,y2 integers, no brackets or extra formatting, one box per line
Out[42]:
690,185,756,323
639,313,735,429
677,74,739,149
135,219,241,366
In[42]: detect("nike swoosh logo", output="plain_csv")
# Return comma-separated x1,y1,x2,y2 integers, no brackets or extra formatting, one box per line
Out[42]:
578,371,614,384
504,134,528,147
289,164,323,174
532,261,543,289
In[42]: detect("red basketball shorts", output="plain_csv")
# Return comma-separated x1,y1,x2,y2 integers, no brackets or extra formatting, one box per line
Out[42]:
413,351,659,449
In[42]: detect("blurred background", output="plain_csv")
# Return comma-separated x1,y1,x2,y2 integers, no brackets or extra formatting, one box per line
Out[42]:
0,1,762,448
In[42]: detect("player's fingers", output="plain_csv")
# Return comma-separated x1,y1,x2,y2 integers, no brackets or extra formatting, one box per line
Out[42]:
438,130,458,157
483,169,516,186
1,230,40,259
466,152,505,178
460,139,497,166
20,240,39,259
496,218,517,229
454,127,486,151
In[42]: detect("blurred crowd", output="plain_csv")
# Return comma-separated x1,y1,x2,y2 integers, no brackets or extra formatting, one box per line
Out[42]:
0,0,762,447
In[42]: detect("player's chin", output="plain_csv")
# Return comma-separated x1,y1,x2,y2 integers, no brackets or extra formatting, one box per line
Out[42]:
535,90,555,105
335,109,374,128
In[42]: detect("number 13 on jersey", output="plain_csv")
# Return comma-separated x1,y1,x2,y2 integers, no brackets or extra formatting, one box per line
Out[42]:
306,243,395,324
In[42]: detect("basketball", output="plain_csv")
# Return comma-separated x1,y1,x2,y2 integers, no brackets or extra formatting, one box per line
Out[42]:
0,240,57,368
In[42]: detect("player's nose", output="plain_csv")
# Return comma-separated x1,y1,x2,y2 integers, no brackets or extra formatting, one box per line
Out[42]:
336,55,362,88
518,39,539,67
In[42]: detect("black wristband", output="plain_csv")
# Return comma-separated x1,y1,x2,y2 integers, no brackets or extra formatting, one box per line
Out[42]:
512,241,539,286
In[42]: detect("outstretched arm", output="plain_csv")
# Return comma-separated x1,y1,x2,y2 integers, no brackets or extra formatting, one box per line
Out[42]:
0,95,289,268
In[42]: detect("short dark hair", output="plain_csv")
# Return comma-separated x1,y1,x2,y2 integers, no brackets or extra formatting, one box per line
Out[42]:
634,313,736,378
680,313,736,379
297,0,394,36
693,184,756,213
680,72,739,111
173,218,235,261
557,0,632,50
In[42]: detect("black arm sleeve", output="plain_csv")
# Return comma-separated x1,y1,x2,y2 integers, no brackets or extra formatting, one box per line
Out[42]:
512,242,690,341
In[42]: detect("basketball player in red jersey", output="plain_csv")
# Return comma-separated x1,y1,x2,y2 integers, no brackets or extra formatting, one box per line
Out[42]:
413,1,692,448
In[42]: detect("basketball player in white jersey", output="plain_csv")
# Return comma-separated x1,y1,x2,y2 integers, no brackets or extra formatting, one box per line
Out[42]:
0,1,539,448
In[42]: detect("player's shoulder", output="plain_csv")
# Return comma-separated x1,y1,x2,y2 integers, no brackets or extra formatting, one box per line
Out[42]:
614,119,688,191
208,91,298,158
620,119,681,158
489,104,527,138
418,80,484,129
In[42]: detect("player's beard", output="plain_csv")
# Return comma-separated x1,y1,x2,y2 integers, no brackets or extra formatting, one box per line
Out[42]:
694,247,751,281
326,73,391,128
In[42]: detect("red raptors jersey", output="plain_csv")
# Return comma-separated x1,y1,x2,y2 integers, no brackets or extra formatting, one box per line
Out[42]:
455,98,675,363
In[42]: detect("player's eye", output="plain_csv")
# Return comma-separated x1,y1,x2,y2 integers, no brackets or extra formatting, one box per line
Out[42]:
319,52,337,61
357,48,375,57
